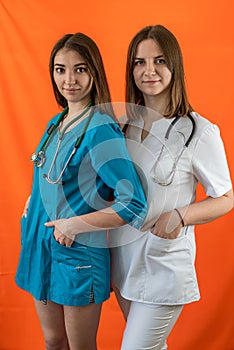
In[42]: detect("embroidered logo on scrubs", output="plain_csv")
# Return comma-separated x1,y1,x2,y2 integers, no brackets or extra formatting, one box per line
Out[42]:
75,265,92,270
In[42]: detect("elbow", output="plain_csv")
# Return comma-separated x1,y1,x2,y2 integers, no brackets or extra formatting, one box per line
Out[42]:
228,198,234,213
225,202,234,215
223,189,234,214
229,195,234,212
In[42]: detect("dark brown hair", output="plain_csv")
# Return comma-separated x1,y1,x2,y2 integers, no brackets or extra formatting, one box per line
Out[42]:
126,25,193,119
49,32,114,117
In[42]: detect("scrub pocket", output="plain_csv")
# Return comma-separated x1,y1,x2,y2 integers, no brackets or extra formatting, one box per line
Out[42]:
50,236,93,305
144,231,197,303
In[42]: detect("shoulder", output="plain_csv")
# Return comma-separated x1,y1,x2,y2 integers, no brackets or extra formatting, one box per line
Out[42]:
190,111,221,143
191,111,219,132
46,110,64,128
88,109,123,137
39,111,63,136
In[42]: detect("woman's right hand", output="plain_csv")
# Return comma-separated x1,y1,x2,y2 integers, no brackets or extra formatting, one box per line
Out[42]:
141,210,183,239
22,195,31,218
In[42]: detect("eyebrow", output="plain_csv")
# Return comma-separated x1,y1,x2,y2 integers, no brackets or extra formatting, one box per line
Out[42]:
134,55,164,59
54,63,88,66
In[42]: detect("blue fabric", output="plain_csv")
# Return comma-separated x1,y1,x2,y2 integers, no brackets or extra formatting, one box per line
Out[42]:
15,109,147,306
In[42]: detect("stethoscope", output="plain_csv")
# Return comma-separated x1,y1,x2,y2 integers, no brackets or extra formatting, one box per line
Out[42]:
31,104,94,185
123,113,196,186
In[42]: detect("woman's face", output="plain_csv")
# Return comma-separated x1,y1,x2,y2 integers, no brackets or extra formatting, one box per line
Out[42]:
133,39,172,101
53,48,93,106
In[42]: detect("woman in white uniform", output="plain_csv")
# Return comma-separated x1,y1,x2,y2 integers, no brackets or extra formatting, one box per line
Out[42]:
111,24,233,349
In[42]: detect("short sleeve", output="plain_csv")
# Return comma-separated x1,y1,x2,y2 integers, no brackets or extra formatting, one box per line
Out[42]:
88,117,147,228
192,124,232,197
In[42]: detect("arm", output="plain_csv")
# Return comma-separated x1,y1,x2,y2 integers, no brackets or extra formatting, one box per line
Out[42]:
46,119,147,246
142,189,233,239
45,207,126,246
178,189,233,226
142,122,233,239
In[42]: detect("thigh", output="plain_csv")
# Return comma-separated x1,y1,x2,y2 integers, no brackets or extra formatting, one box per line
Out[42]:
121,302,183,350
34,299,69,347
113,286,131,321
64,303,102,350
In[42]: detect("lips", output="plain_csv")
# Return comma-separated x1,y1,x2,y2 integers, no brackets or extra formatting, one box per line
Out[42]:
63,88,80,93
143,80,160,84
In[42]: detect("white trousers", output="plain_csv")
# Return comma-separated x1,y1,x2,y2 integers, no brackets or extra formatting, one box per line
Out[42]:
121,302,183,350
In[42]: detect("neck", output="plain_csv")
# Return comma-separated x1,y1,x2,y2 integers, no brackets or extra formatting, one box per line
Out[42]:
60,104,92,134
143,95,169,120
67,100,92,118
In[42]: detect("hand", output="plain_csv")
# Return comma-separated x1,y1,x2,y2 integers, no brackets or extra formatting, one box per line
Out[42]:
141,210,183,239
22,195,31,218
45,219,76,247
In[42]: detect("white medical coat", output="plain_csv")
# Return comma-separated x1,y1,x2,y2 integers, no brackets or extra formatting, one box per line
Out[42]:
111,112,232,305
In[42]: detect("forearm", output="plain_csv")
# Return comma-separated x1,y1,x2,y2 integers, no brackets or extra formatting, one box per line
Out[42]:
45,207,127,240
178,189,233,226
68,207,126,233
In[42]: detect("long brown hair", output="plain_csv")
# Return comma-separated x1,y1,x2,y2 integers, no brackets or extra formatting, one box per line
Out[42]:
126,25,193,119
49,32,115,118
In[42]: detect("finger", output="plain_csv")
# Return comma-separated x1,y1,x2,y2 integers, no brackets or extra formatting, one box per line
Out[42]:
65,240,73,247
56,236,66,245
141,222,155,231
155,233,176,240
44,221,55,227
22,206,28,217
62,234,74,247
140,225,149,231
58,236,73,247
54,231,62,241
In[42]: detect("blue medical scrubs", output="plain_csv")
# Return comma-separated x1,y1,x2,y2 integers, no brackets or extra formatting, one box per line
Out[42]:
15,109,147,306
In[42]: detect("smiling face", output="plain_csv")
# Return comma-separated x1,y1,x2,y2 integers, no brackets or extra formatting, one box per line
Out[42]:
53,48,93,108
133,38,172,104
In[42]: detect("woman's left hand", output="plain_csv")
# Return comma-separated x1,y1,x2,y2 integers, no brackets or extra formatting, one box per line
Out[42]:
141,210,183,239
45,219,76,247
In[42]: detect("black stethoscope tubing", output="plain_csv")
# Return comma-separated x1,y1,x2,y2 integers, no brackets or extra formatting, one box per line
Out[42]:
123,113,195,147
123,113,196,186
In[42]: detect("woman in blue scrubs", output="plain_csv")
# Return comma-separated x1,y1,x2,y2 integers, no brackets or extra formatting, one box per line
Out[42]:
15,33,147,350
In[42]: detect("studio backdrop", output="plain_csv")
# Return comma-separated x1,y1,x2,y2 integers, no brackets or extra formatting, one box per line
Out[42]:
0,0,233,349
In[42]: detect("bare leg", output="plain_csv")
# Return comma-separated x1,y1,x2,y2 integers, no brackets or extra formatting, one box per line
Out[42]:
64,303,102,350
34,299,69,350
112,286,131,321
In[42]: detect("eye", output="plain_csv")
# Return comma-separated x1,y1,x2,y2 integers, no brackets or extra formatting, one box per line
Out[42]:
76,66,87,73
55,67,65,74
134,60,144,66
155,58,166,65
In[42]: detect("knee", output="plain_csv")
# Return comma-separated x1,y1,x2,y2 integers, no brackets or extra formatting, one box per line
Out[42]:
44,334,68,350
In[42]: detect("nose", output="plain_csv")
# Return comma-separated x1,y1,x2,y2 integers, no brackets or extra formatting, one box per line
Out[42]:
144,60,156,76
65,72,76,85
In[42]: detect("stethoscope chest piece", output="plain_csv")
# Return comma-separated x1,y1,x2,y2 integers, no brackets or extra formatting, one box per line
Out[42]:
31,150,46,168
30,105,94,182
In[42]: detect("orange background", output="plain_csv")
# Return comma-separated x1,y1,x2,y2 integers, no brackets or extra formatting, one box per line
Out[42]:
0,0,234,349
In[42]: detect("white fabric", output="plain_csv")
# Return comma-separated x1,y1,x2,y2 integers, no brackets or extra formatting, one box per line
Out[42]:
111,112,232,304
121,302,183,350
